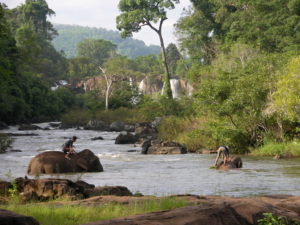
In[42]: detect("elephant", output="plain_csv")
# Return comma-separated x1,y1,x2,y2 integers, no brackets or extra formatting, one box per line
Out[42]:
216,156,243,170
27,149,103,175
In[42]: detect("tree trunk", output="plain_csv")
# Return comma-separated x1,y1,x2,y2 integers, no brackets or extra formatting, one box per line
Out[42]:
158,31,173,98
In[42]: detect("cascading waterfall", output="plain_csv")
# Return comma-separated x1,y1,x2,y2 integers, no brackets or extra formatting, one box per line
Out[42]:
170,79,180,98
138,79,145,94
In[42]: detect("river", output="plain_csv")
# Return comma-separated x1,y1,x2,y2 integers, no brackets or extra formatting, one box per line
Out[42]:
1,123,300,196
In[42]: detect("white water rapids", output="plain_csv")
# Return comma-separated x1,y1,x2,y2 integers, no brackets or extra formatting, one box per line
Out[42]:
1,122,300,196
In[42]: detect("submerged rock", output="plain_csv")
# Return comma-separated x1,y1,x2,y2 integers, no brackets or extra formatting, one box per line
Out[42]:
18,124,42,131
115,131,138,144
142,140,187,155
84,120,108,131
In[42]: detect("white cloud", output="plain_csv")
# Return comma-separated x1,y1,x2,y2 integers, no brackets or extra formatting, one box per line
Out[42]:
2,0,191,46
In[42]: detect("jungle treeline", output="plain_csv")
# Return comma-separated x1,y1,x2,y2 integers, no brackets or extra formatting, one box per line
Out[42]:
0,0,299,154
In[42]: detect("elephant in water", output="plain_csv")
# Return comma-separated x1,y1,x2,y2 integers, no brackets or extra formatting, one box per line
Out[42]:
27,149,103,175
216,156,243,170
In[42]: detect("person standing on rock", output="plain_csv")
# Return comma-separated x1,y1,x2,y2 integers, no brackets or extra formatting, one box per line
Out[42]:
62,136,77,160
214,146,230,167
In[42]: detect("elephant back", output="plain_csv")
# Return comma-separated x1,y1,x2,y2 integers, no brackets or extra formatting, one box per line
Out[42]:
27,150,103,175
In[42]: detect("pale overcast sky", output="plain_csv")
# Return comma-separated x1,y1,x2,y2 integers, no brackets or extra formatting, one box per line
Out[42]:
2,0,191,46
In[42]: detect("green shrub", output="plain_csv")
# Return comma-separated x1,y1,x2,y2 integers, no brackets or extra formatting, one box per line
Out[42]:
258,212,300,225
253,141,300,156
61,110,91,126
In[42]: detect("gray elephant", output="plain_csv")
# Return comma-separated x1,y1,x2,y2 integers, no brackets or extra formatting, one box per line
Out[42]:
27,149,103,175
216,156,243,170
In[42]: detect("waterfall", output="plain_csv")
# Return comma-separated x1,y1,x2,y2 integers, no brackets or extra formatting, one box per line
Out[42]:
138,79,145,94
170,79,180,98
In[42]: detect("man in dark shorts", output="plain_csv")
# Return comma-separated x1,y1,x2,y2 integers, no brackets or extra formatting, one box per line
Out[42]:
62,136,77,160
214,146,230,166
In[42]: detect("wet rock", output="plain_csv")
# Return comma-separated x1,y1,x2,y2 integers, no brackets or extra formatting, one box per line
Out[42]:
5,133,38,136
10,149,22,152
141,139,151,154
49,122,61,128
84,120,108,131
115,131,138,144
124,124,135,132
143,140,187,154
135,123,157,139
0,209,39,225
18,124,42,131
110,121,125,132
0,121,8,130
4,178,133,202
91,136,104,141
59,123,74,129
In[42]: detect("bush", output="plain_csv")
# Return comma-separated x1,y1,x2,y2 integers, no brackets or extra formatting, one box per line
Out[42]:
0,133,12,153
253,141,300,156
61,110,91,126
258,212,300,225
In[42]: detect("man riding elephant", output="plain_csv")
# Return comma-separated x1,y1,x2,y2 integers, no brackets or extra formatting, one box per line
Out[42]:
27,149,103,175
213,146,243,169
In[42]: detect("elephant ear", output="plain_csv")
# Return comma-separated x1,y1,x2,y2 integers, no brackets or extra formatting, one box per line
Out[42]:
77,158,89,171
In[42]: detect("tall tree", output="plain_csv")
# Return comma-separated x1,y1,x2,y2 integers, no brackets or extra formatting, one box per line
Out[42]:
99,56,140,110
165,43,181,75
77,39,117,67
116,0,180,98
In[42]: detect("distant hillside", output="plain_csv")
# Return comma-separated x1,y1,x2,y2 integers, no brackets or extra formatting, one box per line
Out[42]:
52,24,160,59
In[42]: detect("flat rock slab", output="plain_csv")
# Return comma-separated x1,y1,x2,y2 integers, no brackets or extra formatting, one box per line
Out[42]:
0,209,39,225
82,195,300,225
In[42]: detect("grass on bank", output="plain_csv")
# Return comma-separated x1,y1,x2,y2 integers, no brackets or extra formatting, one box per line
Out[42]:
2,197,188,225
253,141,300,157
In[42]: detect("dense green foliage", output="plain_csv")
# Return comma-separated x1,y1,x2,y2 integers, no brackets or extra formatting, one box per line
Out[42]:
1,0,299,155
3,197,187,225
52,24,160,59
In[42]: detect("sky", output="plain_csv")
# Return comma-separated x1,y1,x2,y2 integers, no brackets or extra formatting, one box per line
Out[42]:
2,0,192,46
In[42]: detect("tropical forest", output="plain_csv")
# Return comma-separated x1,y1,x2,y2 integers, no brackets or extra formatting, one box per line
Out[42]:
0,0,300,224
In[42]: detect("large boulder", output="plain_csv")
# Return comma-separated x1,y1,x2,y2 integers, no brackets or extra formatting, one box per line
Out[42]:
27,149,103,175
115,131,138,144
0,209,39,225
84,120,108,131
110,121,125,132
1,178,133,202
82,196,300,225
86,186,132,197
143,140,187,154
18,124,41,131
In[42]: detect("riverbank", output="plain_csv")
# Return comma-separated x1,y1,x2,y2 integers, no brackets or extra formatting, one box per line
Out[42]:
2,194,300,225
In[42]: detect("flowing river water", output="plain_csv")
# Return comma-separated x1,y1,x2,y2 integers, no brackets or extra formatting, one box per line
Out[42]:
1,123,300,196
